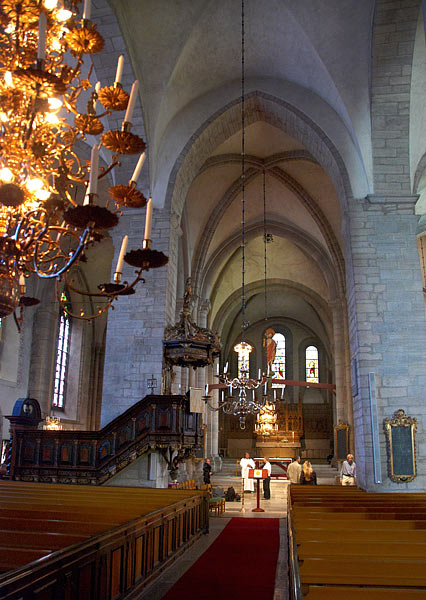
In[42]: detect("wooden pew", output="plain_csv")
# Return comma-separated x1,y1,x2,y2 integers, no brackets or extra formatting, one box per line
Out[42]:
289,486,426,597
303,586,426,599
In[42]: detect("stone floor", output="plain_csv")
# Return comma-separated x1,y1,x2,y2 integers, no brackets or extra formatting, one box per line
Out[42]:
138,480,290,600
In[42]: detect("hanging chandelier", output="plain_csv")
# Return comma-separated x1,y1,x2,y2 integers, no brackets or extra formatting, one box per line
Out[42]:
0,0,167,324
203,0,268,430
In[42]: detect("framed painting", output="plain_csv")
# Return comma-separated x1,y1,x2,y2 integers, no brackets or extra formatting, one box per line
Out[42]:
384,409,417,483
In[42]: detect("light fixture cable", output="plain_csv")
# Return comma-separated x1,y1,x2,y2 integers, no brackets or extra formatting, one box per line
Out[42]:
241,0,246,342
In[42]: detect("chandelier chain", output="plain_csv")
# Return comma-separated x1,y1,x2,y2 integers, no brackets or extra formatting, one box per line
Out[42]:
241,0,246,340
263,169,267,321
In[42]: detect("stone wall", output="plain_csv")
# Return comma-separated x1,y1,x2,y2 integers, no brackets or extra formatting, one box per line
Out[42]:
348,196,426,491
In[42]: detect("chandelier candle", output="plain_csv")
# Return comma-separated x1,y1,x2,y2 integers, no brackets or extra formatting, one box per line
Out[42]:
115,55,124,86
86,144,99,197
83,0,91,21
37,13,47,61
130,152,146,184
124,80,139,124
115,235,128,279
93,81,101,111
144,197,153,240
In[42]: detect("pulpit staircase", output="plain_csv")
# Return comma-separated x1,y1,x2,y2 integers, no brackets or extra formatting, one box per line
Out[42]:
6,394,202,485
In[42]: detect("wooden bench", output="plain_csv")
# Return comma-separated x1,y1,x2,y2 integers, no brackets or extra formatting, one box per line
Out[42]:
290,486,426,597
303,586,426,599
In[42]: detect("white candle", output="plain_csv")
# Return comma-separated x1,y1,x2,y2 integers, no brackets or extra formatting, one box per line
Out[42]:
274,389,277,400
130,152,146,183
38,13,47,61
267,364,270,376
124,80,139,123
205,384,209,396
143,197,153,240
115,55,124,85
83,0,91,20
258,368,261,379
115,235,128,274
224,362,228,374
93,81,101,111
264,381,267,395
216,362,219,376
281,386,285,399
87,143,99,195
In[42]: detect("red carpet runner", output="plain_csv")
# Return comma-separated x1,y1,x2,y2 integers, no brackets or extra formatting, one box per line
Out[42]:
162,517,280,600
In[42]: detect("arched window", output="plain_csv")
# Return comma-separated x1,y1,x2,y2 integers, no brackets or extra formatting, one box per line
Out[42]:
271,333,286,388
52,293,71,408
305,345,319,383
234,341,252,378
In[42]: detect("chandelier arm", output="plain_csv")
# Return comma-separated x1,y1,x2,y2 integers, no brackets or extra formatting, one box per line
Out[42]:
32,226,91,279
61,267,145,298
98,159,120,181
14,209,49,252
65,56,85,102
203,396,226,412
56,285,116,321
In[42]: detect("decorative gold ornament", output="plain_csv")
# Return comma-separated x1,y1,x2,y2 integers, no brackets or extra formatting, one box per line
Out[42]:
101,130,146,155
98,85,129,111
109,185,147,208
74,113,104,135
64,23,104,55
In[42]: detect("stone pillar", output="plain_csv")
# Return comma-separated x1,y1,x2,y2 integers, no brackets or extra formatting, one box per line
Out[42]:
28,285,57,413
347,195,426,491
331,298,352,427
101,205,172,426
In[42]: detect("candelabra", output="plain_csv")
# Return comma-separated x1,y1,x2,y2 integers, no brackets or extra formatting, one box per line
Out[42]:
43,415,62,430
0,0,167,324
204,357,267,429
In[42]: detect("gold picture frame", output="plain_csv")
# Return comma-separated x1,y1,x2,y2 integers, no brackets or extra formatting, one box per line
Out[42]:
334,420,349,462
384,409,417,483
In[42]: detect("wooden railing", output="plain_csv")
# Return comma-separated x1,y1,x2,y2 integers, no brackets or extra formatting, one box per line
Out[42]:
0,484,209,599
7,394,202,485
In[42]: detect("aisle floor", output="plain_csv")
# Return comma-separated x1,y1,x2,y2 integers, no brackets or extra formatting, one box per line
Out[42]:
138,480,290,600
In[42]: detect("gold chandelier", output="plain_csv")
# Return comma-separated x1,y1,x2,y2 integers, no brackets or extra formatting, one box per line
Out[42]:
254,399,278,437
0,0,167,323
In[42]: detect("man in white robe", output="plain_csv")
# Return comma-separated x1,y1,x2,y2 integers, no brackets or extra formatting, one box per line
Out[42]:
240,452,255,492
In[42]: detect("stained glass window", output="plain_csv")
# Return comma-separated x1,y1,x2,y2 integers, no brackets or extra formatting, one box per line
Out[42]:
234,341,252,378
306,345,319,383
52,293,71,408
271,333,285,388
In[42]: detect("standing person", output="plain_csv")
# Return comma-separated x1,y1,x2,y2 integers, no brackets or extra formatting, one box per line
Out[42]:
300,461,317,485
340,454,356,486
240,452,255,493
263,457,272,499
286,456,302,484
203,458,212,485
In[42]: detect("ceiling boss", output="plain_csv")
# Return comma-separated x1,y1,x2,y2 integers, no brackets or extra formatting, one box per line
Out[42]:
0,0,167,324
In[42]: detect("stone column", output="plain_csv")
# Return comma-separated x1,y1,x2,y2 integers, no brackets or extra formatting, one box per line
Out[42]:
330,298,352,426
347,195,426,491
101,205,172,426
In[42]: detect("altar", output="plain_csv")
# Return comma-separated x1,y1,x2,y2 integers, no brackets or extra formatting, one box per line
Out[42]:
256,441,300,459
254,457,292,479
